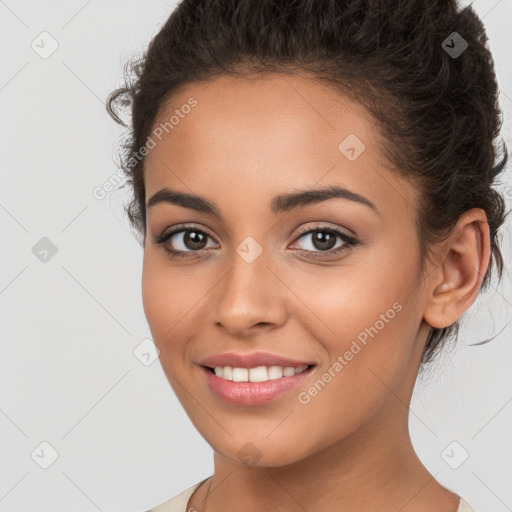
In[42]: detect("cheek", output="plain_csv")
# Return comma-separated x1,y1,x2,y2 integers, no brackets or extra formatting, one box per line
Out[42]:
141,255,192,354
293,239,424,380
141,251,221,377
284,263,423,449
295,253,418,335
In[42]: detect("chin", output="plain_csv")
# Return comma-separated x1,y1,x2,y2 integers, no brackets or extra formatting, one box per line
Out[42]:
205,432,311,468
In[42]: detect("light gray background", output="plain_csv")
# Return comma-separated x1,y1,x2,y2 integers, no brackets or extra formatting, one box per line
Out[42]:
1,1,511,511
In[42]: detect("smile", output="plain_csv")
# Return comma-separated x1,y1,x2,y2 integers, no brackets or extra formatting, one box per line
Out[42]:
207,364,310,382
201,364,316,406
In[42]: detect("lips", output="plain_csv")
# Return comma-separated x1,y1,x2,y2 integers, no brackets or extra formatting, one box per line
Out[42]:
198,351,316,369
200,363,316,406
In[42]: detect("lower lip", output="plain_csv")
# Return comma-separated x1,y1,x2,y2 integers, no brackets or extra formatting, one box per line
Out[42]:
201,365,315,406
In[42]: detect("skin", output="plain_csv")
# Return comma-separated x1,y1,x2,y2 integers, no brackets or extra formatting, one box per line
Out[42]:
141,72,490,512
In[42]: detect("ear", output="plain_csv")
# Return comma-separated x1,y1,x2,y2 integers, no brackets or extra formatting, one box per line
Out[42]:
423,209,491,329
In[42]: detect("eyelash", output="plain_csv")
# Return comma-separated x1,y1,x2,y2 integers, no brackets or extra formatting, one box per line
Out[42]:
155,224,359,260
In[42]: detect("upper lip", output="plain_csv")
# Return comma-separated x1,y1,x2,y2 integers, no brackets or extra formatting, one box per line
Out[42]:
198,352,315,369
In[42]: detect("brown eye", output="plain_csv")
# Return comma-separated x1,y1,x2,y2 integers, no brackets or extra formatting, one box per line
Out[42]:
292,226,358,256
155,226,218,257
307,230,338,251
177,229,209,250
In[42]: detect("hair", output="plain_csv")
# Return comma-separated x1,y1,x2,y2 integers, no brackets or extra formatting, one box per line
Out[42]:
106,0,509,369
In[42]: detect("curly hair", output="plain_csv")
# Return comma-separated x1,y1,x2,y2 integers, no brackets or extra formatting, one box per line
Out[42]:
106,0,509,369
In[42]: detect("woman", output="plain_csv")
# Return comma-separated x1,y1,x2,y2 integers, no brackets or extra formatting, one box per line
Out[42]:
107,1,509,511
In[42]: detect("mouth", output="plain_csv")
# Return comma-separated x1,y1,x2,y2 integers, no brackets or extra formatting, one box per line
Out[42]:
200,363,316,406
202,364,315,382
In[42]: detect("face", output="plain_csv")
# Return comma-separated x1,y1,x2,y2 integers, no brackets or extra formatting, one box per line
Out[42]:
142,72,431,467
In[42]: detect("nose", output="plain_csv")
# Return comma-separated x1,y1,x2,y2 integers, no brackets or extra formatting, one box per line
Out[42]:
213,248,287,337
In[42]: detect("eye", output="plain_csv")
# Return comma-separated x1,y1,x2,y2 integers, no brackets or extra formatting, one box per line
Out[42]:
154,223,358,259
290,225,358,257
154,225,218,258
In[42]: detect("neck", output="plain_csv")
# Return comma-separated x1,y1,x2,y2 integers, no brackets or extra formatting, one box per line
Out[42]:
192,399,459,512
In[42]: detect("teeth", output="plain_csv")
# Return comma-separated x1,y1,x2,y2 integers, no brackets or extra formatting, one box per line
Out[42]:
232,368,249,382
212,364,309,382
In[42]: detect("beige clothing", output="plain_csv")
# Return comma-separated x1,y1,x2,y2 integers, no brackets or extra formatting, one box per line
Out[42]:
146,477,479,512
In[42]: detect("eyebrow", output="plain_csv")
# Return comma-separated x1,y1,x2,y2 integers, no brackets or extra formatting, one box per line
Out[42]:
146,185,379,217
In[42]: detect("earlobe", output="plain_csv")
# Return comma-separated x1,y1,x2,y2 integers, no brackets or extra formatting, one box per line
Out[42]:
423,209,491,329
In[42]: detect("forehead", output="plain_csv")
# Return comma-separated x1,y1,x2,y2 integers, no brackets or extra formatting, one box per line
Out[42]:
143,72,417,217
148,73,373,152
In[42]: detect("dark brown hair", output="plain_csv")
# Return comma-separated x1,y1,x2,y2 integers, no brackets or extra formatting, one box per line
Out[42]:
107,0,509,368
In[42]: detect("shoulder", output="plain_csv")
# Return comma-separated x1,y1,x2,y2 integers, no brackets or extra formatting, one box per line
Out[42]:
458,497,479,512
146,485,480,512
145,477,211,512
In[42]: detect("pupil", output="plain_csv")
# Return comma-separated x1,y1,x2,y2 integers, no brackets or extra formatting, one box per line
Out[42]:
313,231,336,251
185,230,207,250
